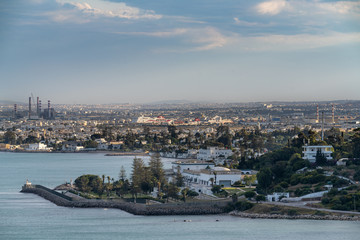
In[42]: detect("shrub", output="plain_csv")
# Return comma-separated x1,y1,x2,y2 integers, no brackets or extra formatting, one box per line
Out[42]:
244,191,256,199
287,209,298,216
235,200,254,211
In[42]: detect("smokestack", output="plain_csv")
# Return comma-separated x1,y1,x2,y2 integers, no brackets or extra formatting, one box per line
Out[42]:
316,104,319,123
37,97,39,115
39,100,42,116
48,100,51,119
14,104,17,118
332,104,335,124
28,97,31,119
321,111,324,141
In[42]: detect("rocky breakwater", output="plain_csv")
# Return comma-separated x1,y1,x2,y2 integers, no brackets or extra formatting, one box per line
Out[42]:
20,184,230,215
145,201,229,215
230,211,360,221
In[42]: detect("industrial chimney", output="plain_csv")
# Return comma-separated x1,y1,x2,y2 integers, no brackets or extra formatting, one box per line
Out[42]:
14,104,17,118
28,97,31,119
37,97,39,115
39,100,42,117
48,100,51,119
332,104,335,124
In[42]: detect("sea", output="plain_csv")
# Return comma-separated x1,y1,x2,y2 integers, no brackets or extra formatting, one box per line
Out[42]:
0,152,359,240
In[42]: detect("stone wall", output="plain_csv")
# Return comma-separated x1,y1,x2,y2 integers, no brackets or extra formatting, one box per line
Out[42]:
21,185,229,215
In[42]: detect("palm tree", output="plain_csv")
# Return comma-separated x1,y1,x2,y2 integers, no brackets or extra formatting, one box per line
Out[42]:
209,178,214,186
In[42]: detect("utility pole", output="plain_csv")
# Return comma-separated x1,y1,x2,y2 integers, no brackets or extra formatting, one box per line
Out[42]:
354,194,356,211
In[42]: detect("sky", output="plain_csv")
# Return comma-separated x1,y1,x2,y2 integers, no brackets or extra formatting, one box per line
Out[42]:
0,0,359,104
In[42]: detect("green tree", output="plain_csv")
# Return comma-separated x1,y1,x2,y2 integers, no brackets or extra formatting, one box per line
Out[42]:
256,195,266,203
119,166,127,181
166,183,180,199
149,153,165,185
257,168,273,194
4,130,16,144
175,166,184,187
244,191,256,199
84,140,98,148
131,157,146,195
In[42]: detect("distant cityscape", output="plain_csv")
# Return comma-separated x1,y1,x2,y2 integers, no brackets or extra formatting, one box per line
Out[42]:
1,97,360,153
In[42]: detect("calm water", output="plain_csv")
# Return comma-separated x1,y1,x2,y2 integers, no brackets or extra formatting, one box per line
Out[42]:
0,152,359,240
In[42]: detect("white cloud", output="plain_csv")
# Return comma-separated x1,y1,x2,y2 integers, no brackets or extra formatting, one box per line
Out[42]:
231,31,360,51
51,0,162,22
233,18,259,26
256,0,360,16
318,1,360,15
116,28,188,37
256,0,289,15
189,27,228,51
115,27,229,52
233,18,274,27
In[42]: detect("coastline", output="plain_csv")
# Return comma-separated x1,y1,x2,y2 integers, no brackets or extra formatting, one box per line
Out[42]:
0,149,149,155
229,211,360,221
20,184,360,220
20,184,229,216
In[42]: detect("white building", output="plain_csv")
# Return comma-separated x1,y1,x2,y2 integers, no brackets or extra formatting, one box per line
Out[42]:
172,160,214,173
182,167,242,189
336,158,349,166
197,147,233,161
26,142,51,151
266,192,290,202
62,142,84,151
302,145,333,163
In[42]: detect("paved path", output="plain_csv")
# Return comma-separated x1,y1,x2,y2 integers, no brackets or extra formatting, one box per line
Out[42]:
265,201,360,215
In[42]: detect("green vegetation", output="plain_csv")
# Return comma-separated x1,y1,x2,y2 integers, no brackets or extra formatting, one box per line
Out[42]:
224,200,254,212
321,186,360,211
73,154,193,202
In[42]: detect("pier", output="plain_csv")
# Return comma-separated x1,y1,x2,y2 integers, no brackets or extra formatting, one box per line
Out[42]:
20,184,230,215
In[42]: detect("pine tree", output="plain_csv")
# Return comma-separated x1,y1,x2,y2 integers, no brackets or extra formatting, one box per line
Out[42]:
131,157,145,195
119,166,126,181
149,153,165,185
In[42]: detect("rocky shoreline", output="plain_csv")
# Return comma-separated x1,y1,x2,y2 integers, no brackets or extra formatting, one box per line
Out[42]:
21,184,228,215
230,211,360,221
21,184,360,220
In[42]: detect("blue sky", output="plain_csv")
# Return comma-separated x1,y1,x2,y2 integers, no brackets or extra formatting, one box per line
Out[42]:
1,0,359,104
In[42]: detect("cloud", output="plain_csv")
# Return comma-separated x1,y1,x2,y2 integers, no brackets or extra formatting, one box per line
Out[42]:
256,0,360,16
256,0,289,15
233,18,274,27
318,1,360,15
50,0,162,22
116,28,188,37
232,31,360,51
115,27,229,52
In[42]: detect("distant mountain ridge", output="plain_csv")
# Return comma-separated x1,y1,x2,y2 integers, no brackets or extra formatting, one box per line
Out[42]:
0,100,25,105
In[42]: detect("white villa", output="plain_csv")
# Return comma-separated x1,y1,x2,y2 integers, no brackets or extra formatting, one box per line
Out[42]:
172,160,215,173
302,145,333,163
266,192,290,202
197,147,233,161
26,142,51,151
182,167,242,188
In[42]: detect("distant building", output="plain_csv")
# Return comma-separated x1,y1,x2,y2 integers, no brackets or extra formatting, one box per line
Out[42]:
197,147,233,161
182,167,242,189
26,142,51,151
172,160,214,173
302,145,333,163
336,158,349,166
266,192,290,202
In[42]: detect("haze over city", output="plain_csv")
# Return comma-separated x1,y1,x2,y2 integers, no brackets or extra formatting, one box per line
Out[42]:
1,0,359,104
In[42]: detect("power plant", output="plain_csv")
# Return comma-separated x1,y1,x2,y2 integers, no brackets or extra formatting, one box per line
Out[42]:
25,96,56,120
